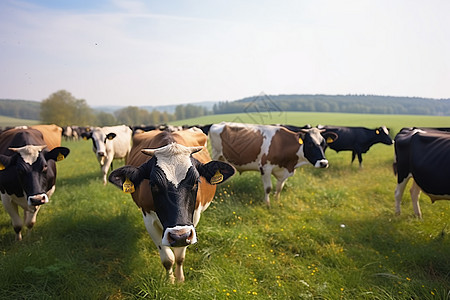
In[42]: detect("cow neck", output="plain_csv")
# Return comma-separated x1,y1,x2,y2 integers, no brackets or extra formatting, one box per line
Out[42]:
154,143,193,188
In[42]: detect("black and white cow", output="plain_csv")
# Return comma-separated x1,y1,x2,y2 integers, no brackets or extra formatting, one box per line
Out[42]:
318,125,393,166
0,128,69,240
393,127,450,218
82,125,132,185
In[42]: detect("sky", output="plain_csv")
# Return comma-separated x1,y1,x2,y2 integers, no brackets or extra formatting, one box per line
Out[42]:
1,0,449,107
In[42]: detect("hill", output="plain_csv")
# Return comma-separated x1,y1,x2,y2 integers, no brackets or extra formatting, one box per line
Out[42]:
213,94,450,116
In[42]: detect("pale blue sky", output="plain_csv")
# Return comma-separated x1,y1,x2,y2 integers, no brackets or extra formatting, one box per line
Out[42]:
1,0,449,107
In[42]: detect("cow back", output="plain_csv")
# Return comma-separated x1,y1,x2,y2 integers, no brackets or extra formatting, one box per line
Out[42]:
31,124,62,150
129,129,215,212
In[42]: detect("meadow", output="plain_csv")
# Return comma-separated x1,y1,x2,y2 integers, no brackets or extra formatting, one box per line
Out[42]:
0,112,449,299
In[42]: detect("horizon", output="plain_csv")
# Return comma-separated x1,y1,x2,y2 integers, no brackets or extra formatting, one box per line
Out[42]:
1,1,450,107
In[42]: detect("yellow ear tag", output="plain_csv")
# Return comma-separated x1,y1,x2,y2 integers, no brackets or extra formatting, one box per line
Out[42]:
0,162,5,171
326,137,334,143
298,138,303,145
210,170,224,184
57,153,65,161
376,130,380,135
123,178,135,193
83,136,87,140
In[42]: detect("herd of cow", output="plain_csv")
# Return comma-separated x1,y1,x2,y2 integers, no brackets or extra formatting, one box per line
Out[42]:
0,122,448,282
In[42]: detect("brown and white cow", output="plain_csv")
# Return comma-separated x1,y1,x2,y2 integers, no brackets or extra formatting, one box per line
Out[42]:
0,128,69,240
209,122,337,206
108,128,234,282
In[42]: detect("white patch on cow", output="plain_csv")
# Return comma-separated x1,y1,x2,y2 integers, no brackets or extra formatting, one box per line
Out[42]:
153,143,193,188
161,225,197,247
382,126,389,135
9,145,46,165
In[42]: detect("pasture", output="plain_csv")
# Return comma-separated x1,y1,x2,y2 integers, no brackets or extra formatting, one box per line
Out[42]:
0,112,449,299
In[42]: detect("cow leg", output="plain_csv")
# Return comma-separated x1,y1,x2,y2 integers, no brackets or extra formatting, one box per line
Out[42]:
351,151,356,164
24,205,40,231
143,211,176,283
357,153,363,168
173,247,187,282
1,193,23,240
273,169,292,201
410,180,422,218
101,157,113,185
261,169,273,206
394,178,410,216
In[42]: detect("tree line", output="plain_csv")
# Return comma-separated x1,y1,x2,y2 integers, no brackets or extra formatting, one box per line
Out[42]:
213,94,450,116
2,91,450,128
1,90,208,127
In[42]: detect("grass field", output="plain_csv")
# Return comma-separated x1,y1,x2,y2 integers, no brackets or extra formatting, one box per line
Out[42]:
0,116,39,127
0,112,449,299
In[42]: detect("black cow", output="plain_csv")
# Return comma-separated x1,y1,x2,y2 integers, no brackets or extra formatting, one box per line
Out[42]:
319,125,393,166
393,127,450,218
0,128,69,240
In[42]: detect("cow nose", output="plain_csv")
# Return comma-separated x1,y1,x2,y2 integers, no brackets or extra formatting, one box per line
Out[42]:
315,159,329,168
98,152,105,157
27,194,49,206
163,226,197,247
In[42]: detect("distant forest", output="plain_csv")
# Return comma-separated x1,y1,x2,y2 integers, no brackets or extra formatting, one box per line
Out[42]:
1,94,450,122
0,99,41,120
213,94,450,116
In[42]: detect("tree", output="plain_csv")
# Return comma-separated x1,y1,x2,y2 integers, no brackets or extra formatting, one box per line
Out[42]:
40,90,95,126
96,112,117,126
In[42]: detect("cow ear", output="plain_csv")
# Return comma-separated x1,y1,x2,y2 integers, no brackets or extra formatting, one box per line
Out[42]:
106,133,117,140
81,132,92,140
197,161,235,185
321,131,338,144
0,154,15,171
45,147,70,162
109,165,148,193
296,132,306,145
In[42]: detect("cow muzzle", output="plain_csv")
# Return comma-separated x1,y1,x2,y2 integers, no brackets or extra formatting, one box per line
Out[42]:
27,193,49,206
162,225,197,247
314,159,329,168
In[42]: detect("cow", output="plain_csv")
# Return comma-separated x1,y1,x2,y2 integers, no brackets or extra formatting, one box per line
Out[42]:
82,125,132,185
108,128,234,282
31,124,63,149
208,122,338,206
393,127,450,218
318,125,393,167
0,128,70,240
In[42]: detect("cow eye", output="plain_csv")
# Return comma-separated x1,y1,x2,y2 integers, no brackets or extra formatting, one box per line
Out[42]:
43,165,48,173
151,184,160,194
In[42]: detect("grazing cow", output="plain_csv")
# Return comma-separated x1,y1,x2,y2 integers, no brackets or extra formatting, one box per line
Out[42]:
393,127,450,218
108,128,234,282
31,124,63,149
82,125,132,185
208,122,337,206
0,128,69,240
318,125,393,166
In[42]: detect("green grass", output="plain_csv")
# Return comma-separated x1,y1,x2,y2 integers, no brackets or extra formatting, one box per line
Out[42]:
0,112,449,299
0,115,40,127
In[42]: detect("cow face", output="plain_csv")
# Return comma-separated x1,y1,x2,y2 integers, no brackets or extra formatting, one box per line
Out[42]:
375,126,394,145
82,130,116,165
0,145,70,206
109,143,235,247
299,128,337,168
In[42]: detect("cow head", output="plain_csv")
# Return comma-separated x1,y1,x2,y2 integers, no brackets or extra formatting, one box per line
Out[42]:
0,145,70,206
299,128,338,168
82,129,116,165
109,142,235,247
375,126,394,145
